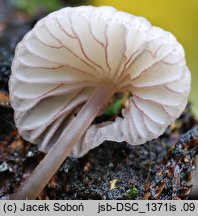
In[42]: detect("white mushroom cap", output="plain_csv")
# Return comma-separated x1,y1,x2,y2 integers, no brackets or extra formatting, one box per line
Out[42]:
9,6,191,157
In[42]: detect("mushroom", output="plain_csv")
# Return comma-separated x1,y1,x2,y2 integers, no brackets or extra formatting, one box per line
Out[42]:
9,6,191,199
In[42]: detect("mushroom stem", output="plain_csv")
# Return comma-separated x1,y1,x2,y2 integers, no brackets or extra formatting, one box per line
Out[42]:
10,80,116,200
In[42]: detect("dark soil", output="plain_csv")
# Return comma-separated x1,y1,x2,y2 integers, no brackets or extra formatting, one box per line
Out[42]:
0,106,198,200
0,0,198,200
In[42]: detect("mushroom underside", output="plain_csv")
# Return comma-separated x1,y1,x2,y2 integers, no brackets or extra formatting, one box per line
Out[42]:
10,6,190,158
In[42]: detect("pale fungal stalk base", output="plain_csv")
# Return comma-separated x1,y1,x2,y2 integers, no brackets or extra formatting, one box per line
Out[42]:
10,81,116,200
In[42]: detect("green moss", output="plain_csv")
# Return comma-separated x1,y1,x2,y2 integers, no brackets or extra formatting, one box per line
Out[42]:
10,0,63,14
127,185,138,198
104,98,123,116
